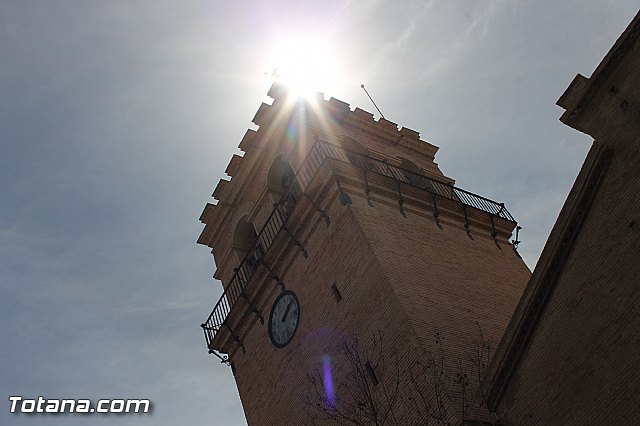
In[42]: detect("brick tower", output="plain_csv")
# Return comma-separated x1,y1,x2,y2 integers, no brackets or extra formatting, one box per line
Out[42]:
198,81,531,425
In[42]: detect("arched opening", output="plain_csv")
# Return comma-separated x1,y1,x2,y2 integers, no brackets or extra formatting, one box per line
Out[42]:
267,156,301,220
267,156,297,192
339,136,369,169
232,216,264,283
398,158,432,191
232,216,259,262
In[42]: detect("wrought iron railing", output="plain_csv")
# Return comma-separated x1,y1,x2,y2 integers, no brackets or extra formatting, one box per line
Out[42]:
201,140,515,349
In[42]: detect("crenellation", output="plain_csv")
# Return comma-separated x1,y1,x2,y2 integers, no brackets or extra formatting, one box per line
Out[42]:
197,205,217,247
324,96,351,118
377,116,399,132
251,102,272,127
351,106,375,121
238,129,257,152
341,112,388,139
335,105,438,158
266,79,287,100
198,202,233,248
399,126,421,140
212,178,230,201
398,136,419,151
225,154,243,177
199,203,216,224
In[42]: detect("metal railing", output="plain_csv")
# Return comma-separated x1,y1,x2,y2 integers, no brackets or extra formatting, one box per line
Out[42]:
201,140,515,349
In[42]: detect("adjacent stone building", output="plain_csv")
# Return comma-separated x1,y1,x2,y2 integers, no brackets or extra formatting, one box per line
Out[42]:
485,10,640,425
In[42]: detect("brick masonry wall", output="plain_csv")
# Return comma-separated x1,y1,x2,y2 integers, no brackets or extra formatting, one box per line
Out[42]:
497,139,640,425
225,172,530,425
494,14,640,424
351,190,530,355
229,186,431,425
349,185,530,422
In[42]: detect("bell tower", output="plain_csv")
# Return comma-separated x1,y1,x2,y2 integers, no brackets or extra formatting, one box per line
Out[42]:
198,81,530,425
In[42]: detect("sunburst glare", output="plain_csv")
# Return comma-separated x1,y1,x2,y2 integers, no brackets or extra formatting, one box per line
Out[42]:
268,35,345,101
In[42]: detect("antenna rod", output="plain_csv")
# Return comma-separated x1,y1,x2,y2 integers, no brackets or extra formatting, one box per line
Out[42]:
360,84,385,119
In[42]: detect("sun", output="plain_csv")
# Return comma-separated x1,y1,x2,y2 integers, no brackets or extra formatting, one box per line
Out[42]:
268,35,345,101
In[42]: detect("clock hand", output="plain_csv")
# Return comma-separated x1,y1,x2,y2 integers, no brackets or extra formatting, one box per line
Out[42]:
282,301,292,322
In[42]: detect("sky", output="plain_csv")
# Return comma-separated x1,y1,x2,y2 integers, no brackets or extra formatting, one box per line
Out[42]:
1,1,638,425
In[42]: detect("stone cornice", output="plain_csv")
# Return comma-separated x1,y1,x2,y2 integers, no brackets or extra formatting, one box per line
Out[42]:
485,143,614,410
558,10,640,132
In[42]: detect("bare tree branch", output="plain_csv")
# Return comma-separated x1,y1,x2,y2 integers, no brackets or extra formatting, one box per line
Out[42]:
304,325,503,425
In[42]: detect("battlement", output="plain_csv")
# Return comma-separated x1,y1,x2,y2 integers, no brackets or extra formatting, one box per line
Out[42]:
198,82,447,252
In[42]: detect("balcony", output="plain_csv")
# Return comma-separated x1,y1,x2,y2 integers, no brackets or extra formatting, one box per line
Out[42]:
201,140,516,352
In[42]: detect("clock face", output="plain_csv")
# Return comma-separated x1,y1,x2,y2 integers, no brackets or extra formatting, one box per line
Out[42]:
268,291,300,348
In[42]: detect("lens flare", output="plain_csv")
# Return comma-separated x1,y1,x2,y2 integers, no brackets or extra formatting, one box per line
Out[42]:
322,355,336,408
268,34,345,101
